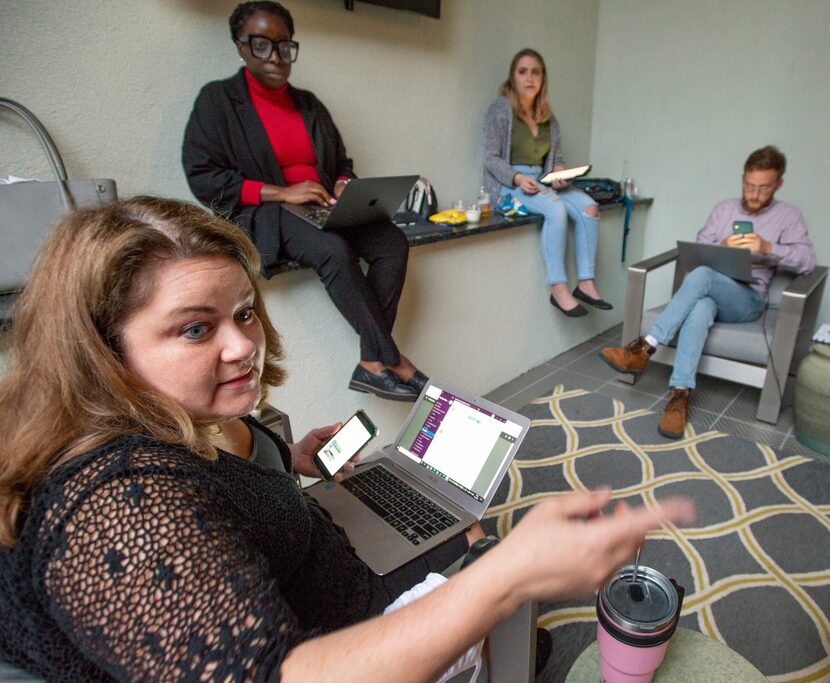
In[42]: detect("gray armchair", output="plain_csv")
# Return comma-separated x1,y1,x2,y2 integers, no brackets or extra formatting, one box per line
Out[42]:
619,248,827,424
256,404,294,443
2,600,537,683
0,663,40,682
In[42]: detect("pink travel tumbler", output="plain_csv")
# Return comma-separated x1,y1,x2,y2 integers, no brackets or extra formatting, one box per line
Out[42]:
596,565,685,683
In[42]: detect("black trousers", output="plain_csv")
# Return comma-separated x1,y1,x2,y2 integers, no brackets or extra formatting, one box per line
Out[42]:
275,207,410,366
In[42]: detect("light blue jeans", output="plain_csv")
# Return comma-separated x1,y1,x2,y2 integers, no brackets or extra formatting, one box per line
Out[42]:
501,164,599,285
648,266,765,390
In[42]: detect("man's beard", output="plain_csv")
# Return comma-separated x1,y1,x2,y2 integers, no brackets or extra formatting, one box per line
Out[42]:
742,193,775,214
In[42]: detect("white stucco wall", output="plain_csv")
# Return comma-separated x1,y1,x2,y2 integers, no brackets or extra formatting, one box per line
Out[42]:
1,0,615,440
7,1,825,440
590,0,830,315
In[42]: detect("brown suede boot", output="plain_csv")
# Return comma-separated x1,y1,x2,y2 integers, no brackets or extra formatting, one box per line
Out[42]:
658,387,690,439
599,337,654,375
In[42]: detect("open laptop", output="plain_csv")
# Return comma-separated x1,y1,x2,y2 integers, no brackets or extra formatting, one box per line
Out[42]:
282,175,419,230
677,241,755,284
307,379,531,575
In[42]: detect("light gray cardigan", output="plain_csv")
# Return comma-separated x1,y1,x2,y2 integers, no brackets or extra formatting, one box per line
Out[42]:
482,96,564,206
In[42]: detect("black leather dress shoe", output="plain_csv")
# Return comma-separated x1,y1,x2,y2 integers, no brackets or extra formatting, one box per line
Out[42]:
403,369,429,395
573,287,613,310
549,294,588,317
535,627,553,675
349,365,419,402
460,535,500,569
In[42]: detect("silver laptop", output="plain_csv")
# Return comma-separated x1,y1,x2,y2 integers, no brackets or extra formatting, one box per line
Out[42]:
307,379,531,575
677,241,755,284
282,175,418,230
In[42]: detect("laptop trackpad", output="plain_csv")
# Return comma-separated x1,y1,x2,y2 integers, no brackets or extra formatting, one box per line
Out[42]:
312,482,410,558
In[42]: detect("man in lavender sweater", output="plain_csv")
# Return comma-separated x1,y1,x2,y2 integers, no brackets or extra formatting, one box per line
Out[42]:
600,146,815,438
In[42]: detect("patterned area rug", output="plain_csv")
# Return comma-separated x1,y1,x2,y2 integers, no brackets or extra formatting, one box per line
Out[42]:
480,385,830,683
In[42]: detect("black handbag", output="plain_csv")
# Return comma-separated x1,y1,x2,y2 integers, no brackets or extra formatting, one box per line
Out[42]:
404,176,438,219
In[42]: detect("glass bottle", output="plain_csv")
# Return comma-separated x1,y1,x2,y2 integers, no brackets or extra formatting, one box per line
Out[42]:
477,186,491,218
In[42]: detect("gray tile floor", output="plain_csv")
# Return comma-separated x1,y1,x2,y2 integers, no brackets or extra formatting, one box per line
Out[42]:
485,323,828,462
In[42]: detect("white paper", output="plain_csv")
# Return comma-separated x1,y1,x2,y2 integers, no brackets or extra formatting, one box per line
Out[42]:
384,572,483,683
813,323,830,344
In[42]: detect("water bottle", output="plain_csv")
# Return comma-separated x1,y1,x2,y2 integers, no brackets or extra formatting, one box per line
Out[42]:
620,160,635,200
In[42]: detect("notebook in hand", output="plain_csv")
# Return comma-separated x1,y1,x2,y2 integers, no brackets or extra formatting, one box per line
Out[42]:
537,164,591,185
282,175,419,230
676,240,755,284
306,379,531,575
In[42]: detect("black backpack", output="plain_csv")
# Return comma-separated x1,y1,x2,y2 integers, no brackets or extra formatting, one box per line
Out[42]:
572,177,636,261
571,177,622,204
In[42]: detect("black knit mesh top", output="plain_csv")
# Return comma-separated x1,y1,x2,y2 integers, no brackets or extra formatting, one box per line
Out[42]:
0,427,392,681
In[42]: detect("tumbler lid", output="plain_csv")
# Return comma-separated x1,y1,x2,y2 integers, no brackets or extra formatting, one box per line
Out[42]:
599,565,679,635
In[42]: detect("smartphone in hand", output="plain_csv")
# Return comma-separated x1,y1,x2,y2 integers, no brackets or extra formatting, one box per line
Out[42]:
732,220,754,235
313,410,377,480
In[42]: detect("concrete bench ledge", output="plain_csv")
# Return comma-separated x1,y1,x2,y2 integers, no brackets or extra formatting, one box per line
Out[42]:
272,198,653,275
0,199,652,329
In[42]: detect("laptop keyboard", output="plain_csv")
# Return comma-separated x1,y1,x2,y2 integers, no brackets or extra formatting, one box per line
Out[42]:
341,466,460,546
306,207,331,225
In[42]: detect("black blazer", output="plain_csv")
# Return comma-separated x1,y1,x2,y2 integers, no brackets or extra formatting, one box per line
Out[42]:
182,69,355,276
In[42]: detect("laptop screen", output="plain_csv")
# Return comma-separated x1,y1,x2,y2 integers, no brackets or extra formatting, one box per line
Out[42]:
395,385,524,502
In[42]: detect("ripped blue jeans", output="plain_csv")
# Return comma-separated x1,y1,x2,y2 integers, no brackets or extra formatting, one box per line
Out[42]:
501,164,599,285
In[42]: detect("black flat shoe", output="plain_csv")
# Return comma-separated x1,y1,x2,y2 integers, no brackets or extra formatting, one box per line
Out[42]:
349,365,419,402
549,294,588,317
573,287,613,310
460,535,500,569
403,369,429,395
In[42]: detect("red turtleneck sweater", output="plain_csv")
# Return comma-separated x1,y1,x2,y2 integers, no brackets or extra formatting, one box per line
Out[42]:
240,69,322,206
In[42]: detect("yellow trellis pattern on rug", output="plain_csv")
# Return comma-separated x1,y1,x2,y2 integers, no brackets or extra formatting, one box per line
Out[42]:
482,386,830,683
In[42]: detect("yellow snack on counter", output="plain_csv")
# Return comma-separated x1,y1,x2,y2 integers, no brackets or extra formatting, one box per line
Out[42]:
428,210,467,225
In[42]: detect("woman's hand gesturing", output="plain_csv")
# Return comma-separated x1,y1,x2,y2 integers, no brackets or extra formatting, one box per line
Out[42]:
481,489,696,606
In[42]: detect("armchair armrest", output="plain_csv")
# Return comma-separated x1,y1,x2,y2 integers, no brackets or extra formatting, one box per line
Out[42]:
622,248,679,346
253,404,294,443
629,248,679,273
443,543,537,683
487,598,537,683
780,266,828,301
757,266,828,423
776,266,828,364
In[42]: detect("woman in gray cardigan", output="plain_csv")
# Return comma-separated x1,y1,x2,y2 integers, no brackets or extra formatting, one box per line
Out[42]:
483,49,611,317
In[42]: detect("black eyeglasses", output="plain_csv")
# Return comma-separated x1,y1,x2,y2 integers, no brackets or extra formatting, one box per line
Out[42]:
238,35,299,63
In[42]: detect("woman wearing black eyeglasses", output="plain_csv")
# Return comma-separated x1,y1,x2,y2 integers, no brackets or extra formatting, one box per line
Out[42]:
183,0,427,402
